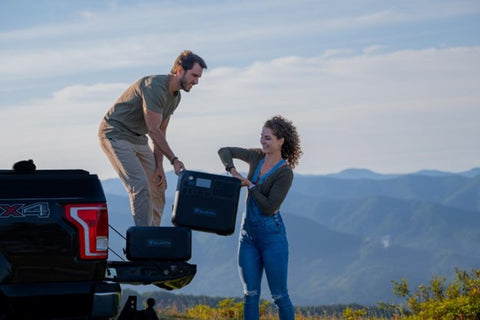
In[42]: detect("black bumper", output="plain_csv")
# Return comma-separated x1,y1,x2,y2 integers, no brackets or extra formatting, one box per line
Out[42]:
0,281,121,319
107,260,196,290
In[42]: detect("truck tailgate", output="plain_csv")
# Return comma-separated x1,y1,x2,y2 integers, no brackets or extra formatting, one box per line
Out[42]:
107,260,196,290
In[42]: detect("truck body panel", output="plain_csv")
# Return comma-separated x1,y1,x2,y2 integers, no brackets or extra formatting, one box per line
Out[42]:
0,166,196,319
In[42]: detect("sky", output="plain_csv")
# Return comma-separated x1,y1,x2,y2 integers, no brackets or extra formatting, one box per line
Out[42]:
1,0,479,179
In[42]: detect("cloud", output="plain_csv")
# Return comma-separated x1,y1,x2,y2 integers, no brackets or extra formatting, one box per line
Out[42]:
2,0,478,83
1,0,479,176
1,82,125,170
2,45,478,177
363,45,388,54
78,11,96,20
381,235,391,249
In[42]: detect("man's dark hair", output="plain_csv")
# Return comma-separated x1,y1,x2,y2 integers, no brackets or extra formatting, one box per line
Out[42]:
170,50,207,75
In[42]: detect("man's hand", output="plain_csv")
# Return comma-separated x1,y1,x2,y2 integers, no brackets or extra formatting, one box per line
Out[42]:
152,167,167,189
173,159,185,175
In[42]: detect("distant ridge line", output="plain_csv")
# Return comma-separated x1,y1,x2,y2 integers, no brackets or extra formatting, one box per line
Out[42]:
298,167,480,180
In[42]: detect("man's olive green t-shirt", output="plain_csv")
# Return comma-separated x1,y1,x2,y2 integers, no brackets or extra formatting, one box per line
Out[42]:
98,75,181,145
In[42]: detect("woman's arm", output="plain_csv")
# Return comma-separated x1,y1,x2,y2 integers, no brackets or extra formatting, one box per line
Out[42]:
217,147,251,170
249,167,293,215
217,147,262,187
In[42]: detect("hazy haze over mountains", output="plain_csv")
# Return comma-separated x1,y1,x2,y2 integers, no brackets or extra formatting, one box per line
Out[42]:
104,167,480,305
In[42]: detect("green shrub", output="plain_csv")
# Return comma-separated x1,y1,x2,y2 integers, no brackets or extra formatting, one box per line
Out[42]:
392,268,480,320
342,306,367,320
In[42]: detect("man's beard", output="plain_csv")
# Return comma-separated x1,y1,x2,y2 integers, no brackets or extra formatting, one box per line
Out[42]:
180,74,190,92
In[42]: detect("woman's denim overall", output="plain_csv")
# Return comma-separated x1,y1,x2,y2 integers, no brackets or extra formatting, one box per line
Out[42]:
238,158,294,320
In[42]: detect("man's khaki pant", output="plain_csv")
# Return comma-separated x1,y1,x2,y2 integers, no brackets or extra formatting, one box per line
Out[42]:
100,138,165,226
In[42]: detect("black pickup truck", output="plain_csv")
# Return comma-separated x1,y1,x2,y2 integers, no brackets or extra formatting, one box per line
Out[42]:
0,162,196,319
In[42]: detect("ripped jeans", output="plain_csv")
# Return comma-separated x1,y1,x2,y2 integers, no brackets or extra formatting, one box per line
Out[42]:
238,213,294,320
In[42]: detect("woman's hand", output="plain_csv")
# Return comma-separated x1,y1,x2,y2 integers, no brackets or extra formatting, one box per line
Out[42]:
230,168,251,187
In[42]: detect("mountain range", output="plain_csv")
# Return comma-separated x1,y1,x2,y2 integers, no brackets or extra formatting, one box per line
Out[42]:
103,167,480,306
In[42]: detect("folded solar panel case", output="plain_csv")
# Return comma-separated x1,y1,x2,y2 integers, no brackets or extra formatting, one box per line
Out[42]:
126,226,191,261
172,170,241,235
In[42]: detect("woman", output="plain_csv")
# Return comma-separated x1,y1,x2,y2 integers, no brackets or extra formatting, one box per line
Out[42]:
218,115,302,320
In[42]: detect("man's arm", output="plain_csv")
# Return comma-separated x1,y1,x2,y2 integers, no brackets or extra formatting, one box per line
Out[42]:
144,108,185,174
153,115,170,169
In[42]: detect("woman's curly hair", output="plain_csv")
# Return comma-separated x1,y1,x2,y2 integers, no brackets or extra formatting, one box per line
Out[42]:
264,115,303,169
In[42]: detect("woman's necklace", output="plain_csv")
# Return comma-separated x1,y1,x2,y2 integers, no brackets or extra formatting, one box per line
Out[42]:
260,156,282,177
259,164,269,177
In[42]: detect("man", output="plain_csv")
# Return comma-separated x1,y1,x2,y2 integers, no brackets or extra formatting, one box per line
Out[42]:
98,50,207,226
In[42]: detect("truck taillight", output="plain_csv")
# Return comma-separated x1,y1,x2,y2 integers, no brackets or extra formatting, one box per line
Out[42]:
65,203,109,260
